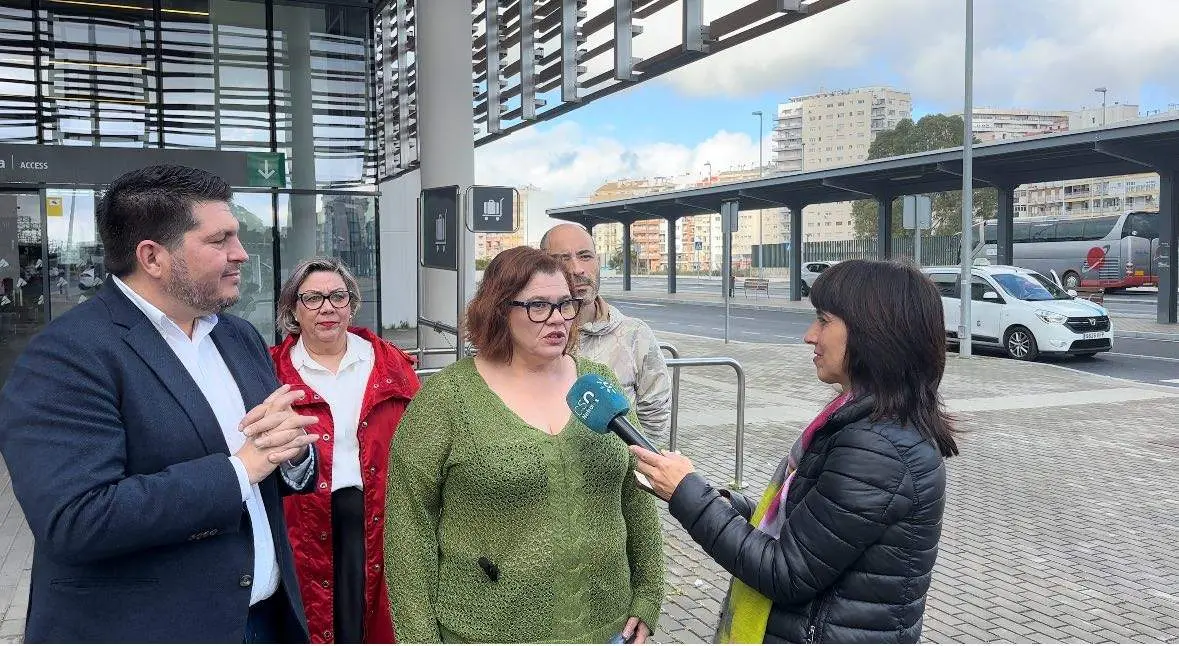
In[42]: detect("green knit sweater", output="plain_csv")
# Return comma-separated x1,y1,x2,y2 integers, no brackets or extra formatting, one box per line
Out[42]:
384,356,665,643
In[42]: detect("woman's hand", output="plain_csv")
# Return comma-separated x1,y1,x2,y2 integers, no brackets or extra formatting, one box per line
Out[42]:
621,617,650,644
628,446,696,502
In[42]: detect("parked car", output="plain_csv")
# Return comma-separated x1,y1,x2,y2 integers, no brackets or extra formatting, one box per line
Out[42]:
921,264,1113,361
799,260,840,297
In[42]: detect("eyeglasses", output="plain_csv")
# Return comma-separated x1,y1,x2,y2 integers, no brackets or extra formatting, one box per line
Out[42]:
509,298,582,323
298,290,351,310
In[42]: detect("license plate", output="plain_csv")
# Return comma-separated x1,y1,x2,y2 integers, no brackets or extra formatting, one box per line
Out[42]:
1082,331,1105,340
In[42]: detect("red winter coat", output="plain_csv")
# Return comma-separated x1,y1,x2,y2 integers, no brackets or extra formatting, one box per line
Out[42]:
271,327,419,644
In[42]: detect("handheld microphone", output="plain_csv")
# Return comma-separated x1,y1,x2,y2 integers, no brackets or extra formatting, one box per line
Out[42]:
566,374,660,454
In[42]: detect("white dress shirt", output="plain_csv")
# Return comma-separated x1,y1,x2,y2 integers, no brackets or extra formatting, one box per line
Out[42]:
112,275,306,606
290,332,374,491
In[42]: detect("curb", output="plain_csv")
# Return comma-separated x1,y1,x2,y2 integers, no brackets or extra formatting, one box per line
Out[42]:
602,291,1179,341
603,292,814,314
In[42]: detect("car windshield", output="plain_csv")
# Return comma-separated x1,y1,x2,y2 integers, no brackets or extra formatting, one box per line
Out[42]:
992,272,1072,301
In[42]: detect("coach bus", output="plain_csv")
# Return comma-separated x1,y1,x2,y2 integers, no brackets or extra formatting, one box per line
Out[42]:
979,210,1159,290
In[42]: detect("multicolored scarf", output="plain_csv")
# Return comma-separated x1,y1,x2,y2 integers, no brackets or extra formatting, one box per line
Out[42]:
715,391,854,644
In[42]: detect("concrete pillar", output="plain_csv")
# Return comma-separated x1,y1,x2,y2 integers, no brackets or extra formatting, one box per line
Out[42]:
876,195,894,259
416,1,475,364
621,221,632,291
996,184,1015,265
788,202,804,301
666,218,677,294
1158,169,1176,324
281,6,318,262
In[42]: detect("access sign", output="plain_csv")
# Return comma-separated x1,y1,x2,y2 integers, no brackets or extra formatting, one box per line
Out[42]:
245,152,286,188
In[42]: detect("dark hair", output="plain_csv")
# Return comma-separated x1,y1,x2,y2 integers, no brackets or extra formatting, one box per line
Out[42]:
96,165,233,277
810,259,958,457
465,246,575,363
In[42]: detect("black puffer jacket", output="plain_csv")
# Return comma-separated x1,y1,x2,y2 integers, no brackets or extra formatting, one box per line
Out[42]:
669,395,946,643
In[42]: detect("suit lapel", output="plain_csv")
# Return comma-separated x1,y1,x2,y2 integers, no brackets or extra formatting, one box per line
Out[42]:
210,321,269,412
105,287,230,456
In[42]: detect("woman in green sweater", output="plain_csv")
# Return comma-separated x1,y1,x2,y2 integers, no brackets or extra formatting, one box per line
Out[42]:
384,246,665,643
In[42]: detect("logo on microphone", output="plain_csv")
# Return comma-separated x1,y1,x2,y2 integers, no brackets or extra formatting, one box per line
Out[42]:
572,391,598,420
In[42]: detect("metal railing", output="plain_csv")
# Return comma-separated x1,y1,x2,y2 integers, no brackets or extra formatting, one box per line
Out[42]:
412,341,747,489
403,347,459,361
662,355,748,490
415,366,444,379
658,343,681,451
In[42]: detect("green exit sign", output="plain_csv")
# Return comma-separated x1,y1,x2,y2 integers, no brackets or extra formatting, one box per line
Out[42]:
245,152,286,188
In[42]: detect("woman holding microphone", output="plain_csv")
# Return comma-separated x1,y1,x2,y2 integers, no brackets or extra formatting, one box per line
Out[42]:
631,259,958,644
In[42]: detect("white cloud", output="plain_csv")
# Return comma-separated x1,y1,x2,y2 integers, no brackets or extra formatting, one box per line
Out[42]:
476,121,766,234
658,0,1179,111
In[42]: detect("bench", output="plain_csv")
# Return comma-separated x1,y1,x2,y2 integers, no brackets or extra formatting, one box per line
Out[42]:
1074,286,1105,305
742,277,770,297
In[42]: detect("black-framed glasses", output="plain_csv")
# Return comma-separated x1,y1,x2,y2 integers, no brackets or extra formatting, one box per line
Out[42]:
509,298,582,323
298,290,351,310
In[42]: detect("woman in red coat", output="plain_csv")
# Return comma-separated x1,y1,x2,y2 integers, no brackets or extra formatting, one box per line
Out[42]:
271,257,419,643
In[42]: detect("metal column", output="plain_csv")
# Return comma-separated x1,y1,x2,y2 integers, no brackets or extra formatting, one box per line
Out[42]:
621,220,632,292
418,1,475,366
1159,169,1177,324
788,202,804,301
721,200,738,343
876,195,894,259
281,7,317,260
996,183,1015,265
666,218,677,294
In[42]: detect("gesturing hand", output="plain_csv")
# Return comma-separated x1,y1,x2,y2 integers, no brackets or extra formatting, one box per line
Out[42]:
236,385,319,484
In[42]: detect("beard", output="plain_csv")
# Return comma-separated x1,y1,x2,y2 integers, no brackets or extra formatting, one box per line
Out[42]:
167,254,240,315
574,272,599,300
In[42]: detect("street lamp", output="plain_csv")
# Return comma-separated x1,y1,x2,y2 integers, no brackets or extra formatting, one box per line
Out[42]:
1094,87,1108,127
752,110,764,277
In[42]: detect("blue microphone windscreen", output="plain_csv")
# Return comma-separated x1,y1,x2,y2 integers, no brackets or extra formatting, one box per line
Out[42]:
566,373,631,433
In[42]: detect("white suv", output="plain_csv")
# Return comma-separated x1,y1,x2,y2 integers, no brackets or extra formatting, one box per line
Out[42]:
799,260,840,297
921,265,1113,360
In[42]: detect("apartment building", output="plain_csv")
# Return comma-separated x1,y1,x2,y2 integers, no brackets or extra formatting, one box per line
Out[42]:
968,108,1070,142
1016,174,1159,219
773,87,911,241
1069,104,1140,130
1014,104,1168,220
587,178,677,272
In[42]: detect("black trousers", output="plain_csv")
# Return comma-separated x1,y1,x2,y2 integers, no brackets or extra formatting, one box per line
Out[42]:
332,487,366,644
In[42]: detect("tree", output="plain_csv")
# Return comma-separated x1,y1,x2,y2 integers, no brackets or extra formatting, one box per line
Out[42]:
851,114,996,238
608,246,640,271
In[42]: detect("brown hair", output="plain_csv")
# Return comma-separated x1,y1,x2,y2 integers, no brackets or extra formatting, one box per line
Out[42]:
466,246,576,363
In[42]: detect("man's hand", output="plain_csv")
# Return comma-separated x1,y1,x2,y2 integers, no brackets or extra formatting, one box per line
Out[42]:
236,385,319,484
628,446,696,502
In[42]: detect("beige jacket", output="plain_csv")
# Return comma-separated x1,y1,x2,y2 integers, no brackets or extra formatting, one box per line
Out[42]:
577,299,672,442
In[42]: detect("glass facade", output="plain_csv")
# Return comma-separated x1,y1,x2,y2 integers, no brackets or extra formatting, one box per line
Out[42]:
0,0,380,384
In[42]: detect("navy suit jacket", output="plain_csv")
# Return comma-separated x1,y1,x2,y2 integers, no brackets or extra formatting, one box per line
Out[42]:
0,281,314,643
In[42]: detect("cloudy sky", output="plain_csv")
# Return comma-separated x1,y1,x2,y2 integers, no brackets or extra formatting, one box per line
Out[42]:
474,0,1179,242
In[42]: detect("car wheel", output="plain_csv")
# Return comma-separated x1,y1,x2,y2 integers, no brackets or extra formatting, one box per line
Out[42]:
1003,325,1039,361
1062,271,1081,291
800,282,810,297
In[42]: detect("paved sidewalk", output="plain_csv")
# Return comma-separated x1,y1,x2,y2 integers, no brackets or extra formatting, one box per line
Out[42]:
1,332,1178,642
601,284,1179,340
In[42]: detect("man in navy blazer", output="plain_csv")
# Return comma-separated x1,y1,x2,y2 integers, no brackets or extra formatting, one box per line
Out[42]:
0,165,321,643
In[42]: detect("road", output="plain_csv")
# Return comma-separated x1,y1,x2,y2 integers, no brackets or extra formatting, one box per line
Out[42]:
602,275,1168,319
610,297,1179,387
